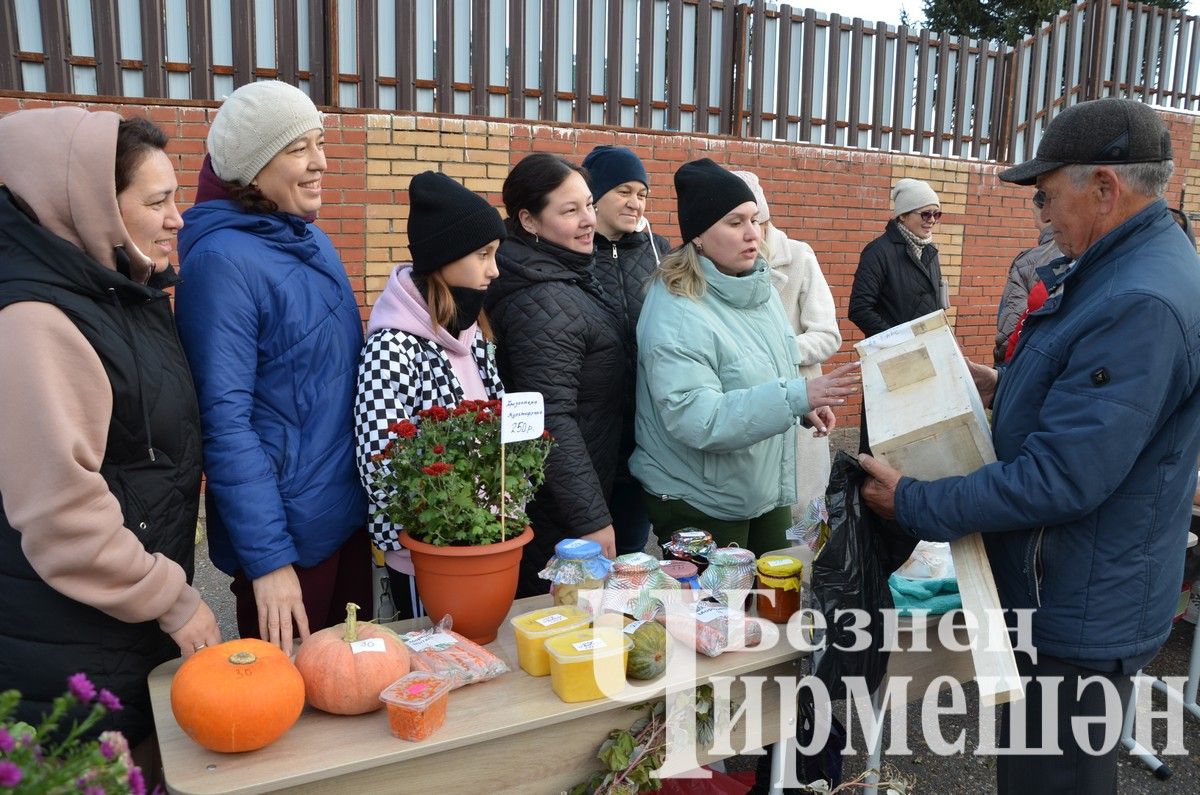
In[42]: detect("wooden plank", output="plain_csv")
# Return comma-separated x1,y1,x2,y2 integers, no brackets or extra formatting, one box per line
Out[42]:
694,0,712,131
890,24,908,152
823,13,841,145
951,35,969,157
1024,26,1045,161
1043,10,1060,119
748,0,766,138
1188,17,1200,110
799,8,816,141
1061,5,1078,106
970,38,990,158
357,0,377,107
39,0,69,93
305,0,327,104
638,0,654,126
576,0,593,124
846,17,863,148
185,0,209,99
507,0,524,117
91,0,121,95
1171,9,1188,106
913,28,930,154
150,595,807,794
870,21,886,149
1141,3,1155,102
992,43,1013,162
723,1,743,135
774,5,794,140
605,0,623,125
471,0,489,115
436,0,453,112
231,0,254,88
395,0,415,110
276,0,298,86
856,311,1024,708
0,0,20,90
1155,6,1171,104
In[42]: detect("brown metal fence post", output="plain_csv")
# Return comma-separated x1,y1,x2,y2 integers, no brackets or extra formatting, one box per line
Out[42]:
38,1,69,93
185,0,211,99
0,0,20,91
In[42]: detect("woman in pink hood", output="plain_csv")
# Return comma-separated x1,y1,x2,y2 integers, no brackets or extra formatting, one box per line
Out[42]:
0,108,220,753
354,171,507,618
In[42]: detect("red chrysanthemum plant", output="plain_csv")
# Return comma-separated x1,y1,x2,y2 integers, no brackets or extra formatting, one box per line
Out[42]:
372,400,553,546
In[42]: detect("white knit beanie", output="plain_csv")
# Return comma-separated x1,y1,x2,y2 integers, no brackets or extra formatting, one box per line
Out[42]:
732,170,771,224
891,178,940,217
207,81,323,185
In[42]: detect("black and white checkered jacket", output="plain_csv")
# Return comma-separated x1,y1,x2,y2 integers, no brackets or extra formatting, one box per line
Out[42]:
354,328,504,551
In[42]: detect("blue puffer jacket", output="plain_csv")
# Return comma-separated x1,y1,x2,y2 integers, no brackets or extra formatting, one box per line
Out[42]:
175,201,367,580
896,200,1200,661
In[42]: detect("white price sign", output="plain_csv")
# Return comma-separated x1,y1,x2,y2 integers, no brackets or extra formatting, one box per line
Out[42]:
501,392,545,443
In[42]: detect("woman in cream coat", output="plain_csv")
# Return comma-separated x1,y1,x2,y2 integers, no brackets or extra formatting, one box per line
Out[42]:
734,171,841,516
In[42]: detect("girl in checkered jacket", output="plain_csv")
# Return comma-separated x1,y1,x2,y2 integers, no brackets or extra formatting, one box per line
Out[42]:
354,171,507,619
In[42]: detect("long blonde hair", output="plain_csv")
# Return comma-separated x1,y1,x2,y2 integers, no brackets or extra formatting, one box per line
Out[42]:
659,242,707,299
659,236,770,299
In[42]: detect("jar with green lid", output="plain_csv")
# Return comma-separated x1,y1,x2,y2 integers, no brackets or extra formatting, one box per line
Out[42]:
697,546,756,607
538,538,612,608
755,554,803,623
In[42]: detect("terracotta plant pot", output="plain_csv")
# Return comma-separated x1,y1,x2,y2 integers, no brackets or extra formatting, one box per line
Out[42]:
399,526,534,645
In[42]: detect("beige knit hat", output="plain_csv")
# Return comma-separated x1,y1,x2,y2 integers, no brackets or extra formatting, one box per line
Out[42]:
891,178,940,217
207,81,322,185
732,170,770,224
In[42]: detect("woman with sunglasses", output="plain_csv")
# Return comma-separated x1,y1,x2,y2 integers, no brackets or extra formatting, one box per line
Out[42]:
848,178,948,452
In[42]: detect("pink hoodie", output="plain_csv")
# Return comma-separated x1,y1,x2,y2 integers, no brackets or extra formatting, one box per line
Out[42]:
0,107,199,634
367,263,488,400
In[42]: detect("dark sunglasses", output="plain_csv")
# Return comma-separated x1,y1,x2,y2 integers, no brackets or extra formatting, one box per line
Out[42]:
916,209,943,222
1033,189,1046,209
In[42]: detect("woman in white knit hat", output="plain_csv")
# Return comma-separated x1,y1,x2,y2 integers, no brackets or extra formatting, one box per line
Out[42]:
733,170,842,519
848,177,948,452
175,81,370,654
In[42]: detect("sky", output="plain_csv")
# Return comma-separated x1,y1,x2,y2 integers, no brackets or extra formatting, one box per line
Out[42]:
797,0,1200,27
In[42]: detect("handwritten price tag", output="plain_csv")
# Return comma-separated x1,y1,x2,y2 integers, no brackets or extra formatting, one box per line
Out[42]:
501,392,545,443
349,637,386,654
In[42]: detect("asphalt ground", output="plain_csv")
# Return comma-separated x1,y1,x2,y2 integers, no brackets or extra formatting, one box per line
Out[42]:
191,427,1200,792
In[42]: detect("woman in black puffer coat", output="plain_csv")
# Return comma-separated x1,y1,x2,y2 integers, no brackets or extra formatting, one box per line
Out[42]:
485,154,625,596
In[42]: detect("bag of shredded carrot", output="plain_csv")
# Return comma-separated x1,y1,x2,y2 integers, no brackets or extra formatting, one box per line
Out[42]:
400,616,510,689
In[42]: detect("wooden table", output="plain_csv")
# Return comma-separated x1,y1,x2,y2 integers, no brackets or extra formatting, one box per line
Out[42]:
149,596,807,794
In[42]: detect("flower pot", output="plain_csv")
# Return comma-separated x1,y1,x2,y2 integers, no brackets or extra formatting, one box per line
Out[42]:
399,526,534,645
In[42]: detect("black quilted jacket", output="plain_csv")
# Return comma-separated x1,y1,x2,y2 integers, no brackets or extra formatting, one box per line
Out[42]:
485,231,626,595
593,228,671,471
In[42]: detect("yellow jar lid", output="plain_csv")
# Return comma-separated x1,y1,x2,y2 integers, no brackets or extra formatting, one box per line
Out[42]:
544,627,632,663
757,555,803,577
509,605,591,638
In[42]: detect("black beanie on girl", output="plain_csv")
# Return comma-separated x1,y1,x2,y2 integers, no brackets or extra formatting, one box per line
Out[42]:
407,171,506,275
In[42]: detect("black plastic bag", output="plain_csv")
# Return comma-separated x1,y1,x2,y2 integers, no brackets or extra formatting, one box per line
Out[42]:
757,452,916,793
811,450,917,699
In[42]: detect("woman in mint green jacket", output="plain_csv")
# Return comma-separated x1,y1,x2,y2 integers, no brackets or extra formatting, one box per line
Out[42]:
630,159,859,553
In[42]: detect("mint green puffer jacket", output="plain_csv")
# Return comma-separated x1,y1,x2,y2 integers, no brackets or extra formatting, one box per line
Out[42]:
630,255,812,520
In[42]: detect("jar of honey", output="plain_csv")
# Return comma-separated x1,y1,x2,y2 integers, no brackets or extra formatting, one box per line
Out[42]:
755,554,803,623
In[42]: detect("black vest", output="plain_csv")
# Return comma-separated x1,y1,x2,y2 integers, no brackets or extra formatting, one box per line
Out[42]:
0,189,203,744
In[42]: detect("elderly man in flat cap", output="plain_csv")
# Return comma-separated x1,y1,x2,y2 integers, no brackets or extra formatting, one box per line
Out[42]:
860,98,1200,792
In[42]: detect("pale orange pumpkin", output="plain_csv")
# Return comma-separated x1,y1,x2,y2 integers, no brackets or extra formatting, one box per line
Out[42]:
294,602,411,715
170,637,305,753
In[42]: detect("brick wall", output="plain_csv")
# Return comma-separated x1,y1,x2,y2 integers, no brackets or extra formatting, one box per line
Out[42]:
4,93,1199,420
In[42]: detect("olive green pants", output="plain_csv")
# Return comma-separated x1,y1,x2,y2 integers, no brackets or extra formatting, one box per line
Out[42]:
642,491,792,556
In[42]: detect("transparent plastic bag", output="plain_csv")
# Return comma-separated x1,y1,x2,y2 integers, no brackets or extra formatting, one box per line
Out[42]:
400,615,510,689
656,601,764,657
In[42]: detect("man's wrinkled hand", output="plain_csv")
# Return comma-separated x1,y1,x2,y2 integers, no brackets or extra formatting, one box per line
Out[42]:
858,453,901,520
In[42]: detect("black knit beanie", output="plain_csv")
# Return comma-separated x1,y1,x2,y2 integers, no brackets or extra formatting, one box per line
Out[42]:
408,171,506,275
674,158,757,243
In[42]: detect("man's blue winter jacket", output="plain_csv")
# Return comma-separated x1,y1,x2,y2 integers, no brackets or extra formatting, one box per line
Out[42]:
175,201,366,580
896,200,1200,661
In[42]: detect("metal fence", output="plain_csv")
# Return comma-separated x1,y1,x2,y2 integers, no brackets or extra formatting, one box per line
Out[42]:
3,1,1200,163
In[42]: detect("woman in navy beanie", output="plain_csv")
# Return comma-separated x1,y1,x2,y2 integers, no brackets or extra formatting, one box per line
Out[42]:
354,171,507,619
581,145,671,555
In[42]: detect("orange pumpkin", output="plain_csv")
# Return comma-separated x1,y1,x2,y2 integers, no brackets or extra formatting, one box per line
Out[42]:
170,638,305,753
295,602,411,715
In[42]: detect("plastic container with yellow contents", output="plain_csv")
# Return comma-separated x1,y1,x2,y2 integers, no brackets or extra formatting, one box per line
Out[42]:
509,605,591,676
544,627,633,703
